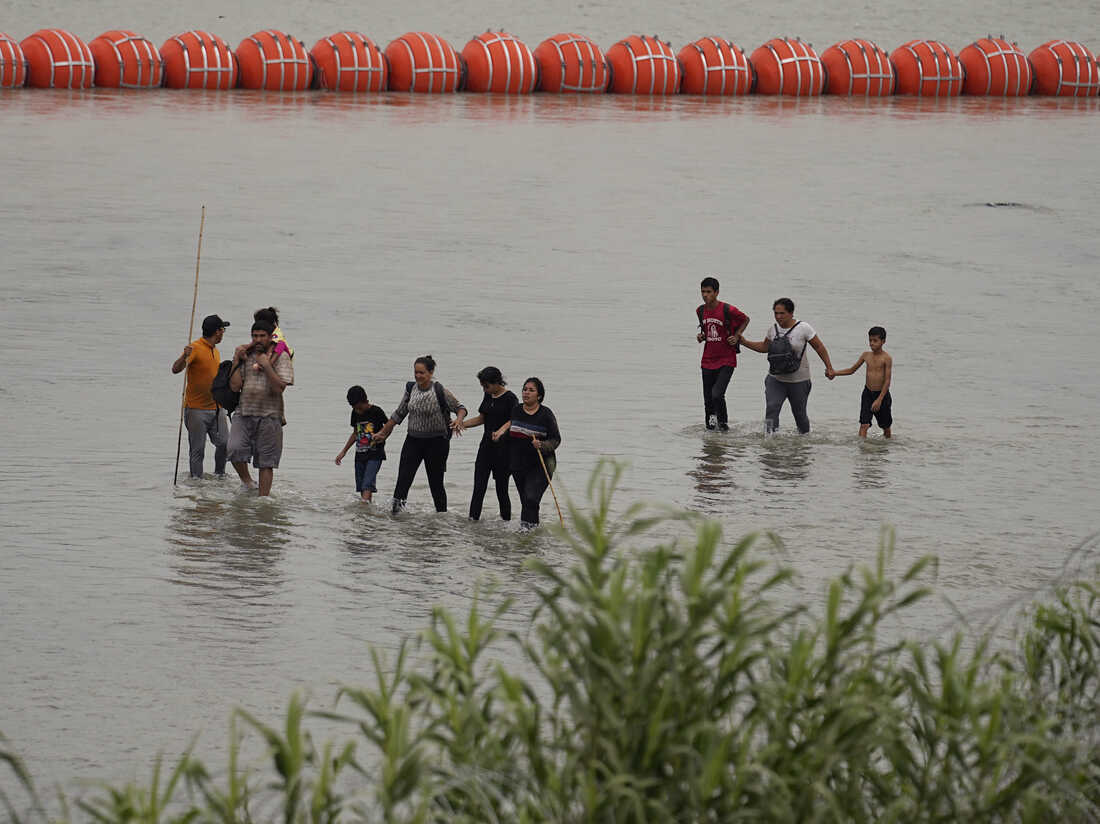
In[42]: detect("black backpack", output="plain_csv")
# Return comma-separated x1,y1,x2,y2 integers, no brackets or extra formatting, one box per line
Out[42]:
767,322,807,375
211,360,242,415
405,380,453,439
696,302,741,353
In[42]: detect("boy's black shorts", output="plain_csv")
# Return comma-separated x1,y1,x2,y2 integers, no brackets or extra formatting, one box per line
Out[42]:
860,387,893,428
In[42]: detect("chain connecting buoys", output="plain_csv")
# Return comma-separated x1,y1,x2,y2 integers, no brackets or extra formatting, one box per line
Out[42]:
1029,40,1099,96
310,32,387,91
606,35,680,94
385,32,462,92
678,37,753,95
1,32,27,87
161,31,237,89
821,38,894,95
751,37,824,95
533,33,608,92
890,40,964,96
89,30,162,88
237,30,312,90
462,31,537,93
21,29,94,88
959,36,1032,95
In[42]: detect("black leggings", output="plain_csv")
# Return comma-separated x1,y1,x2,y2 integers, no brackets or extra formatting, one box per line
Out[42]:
392,436,450,512
512,463,550,526
469,440,511,520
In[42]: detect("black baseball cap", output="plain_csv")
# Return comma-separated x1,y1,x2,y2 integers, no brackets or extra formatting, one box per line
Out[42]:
202,314,230,336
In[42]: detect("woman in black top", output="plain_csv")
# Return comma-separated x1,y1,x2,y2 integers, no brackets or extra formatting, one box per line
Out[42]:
493,376,561,530
461,366,518,521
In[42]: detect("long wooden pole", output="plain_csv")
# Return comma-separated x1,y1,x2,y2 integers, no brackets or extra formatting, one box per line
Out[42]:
174,206,206,485
535,446,565,528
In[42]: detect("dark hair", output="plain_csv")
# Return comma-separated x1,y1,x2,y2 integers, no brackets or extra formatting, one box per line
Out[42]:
477,366,505,386
700,276,720,291
347,385,367,405
773,297,795,313
868,326,886,341
251,320,275,334
254,307,280,326
523,376,545,402
415,355,436,373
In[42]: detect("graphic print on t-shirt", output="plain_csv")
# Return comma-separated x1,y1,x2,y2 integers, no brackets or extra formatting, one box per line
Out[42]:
355,420,376,450
510,420,548,441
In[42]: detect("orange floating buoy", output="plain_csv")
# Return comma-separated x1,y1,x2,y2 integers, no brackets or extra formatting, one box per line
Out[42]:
1,32,27,88
959,37,1031,95
533,33,608,92
161,31,237,89
462,31,537,93
820,38,894,95
678,37,753,95
606,35,680,94
890,40,964,96
750,37,824,95
1029,40,1099,96
385,32,462,92
310,32,387,92
89,30,163,88
20,29,94,88
237,30,312,91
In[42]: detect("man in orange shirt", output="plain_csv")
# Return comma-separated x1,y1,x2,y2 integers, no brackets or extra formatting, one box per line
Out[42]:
171,314,231,478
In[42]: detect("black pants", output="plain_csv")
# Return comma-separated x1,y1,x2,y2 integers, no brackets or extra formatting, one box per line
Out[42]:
512,463,550,526
701,365,734,425
469,440,511,520
392,436,450,512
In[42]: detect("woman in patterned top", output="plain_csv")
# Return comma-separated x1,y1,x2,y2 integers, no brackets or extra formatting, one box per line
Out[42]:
373,355,467,514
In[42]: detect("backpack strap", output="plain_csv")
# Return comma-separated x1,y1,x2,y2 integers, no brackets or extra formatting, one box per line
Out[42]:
696,305,704,329
433,381,453,439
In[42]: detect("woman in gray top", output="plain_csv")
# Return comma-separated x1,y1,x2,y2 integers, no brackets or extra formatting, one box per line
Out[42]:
373,355,467,514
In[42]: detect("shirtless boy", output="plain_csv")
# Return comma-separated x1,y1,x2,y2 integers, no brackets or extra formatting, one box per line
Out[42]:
833,326,893,438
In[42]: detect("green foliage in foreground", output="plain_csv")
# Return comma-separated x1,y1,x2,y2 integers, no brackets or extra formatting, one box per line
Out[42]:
5,461,1100,822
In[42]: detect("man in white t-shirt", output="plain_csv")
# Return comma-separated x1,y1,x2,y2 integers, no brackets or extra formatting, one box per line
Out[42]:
740,297,836,434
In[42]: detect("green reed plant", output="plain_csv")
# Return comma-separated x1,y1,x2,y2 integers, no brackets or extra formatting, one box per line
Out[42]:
3,460,1099,822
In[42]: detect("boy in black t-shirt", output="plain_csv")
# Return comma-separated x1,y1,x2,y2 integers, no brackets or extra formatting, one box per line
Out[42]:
335,386,388,501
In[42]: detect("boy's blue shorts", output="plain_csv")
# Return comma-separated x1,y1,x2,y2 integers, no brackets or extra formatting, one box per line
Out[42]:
354,455,383,493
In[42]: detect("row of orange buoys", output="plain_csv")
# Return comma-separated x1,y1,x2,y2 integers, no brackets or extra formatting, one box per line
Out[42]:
1,29,1098,97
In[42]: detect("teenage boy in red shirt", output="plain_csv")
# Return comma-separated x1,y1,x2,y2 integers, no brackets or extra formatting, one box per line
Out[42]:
695,276,749,431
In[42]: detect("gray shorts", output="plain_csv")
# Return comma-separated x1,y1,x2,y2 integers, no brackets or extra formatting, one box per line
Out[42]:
227,415,284,469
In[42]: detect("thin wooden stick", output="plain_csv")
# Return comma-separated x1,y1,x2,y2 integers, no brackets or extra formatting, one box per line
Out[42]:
535,446,565,528
174,205,206,485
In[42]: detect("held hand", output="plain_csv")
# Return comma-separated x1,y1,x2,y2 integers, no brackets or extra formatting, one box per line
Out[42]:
696,332,705,343
234,343,250,361
726,334,740,346
450,419,464,436
825,368,836,380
